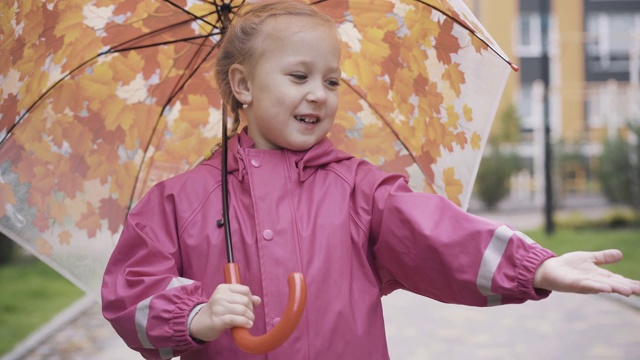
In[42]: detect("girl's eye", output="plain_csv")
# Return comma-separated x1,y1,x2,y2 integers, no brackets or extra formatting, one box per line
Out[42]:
326,79,340,88
290,73,307,81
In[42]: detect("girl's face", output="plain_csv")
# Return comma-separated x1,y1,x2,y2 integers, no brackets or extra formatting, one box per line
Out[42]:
239,16,341,151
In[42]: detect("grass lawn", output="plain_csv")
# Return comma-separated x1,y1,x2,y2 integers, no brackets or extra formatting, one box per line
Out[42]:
0,255,84,356
525,227,640,281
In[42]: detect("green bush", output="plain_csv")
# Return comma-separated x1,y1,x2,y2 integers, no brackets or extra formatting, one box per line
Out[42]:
474,147,521,210
554,209,640,230
0,233,14,266
599,126,640,209
474,105,523,210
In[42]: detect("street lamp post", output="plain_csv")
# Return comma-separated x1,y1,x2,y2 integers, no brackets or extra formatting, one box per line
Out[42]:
541,0,554,234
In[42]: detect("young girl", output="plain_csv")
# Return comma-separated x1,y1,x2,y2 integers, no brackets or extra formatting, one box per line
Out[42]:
101,1,640,359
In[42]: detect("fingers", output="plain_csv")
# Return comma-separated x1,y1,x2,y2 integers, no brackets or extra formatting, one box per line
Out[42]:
211,284,260,325
580,270,640,296
588,250,640,296
586,249,639,295
591,249,623,266
213,304,255,329
188,283,261,342
632,280,640,296
219,284,259,311
540,250,640,296
604,273,640,296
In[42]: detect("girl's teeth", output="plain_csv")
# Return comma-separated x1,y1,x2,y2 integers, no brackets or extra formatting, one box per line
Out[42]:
296,116,317,123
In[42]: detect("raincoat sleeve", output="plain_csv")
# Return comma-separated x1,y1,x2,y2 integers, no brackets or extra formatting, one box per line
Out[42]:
365,172,556,306
101,180,211,359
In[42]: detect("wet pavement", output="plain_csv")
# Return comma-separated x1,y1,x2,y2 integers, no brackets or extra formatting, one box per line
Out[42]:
4,195,640,359
9,291,640,360
384,291,640,360
13,301,128,360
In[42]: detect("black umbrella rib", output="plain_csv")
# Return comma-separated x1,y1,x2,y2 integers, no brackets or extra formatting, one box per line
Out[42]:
163,0,217,28
110,17,199,52
158,7,225,119
162,36,219,112
109,13,222,54
0,27,223,146
127,27,222,214
338,79,431,184
0,54,101,146
308,0,515,69
411,0,517,70
110,33,219,54
134,0,244,153
306,0,515,70
211,1,245,25
162,1,245,35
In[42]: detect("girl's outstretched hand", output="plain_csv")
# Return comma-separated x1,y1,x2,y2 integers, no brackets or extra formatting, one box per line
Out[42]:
533,249,640,296
189,284,262,342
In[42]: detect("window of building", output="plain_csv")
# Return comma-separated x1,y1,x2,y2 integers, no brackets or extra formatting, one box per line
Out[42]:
585,12,640,74
517,83,535,130
584,81,635,132
516,12,543,57
585,86,604,129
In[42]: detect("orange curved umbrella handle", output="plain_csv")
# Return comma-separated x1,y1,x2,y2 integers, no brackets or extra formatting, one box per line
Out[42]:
223,263,307,354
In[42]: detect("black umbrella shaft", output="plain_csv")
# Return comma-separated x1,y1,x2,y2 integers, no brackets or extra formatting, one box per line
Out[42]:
220,3,235,264
221,105,235,264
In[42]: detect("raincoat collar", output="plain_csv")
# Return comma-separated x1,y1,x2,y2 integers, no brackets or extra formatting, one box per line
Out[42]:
204,127,353,182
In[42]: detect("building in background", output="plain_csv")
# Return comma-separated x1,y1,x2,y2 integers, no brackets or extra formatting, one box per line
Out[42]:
466,0,640,203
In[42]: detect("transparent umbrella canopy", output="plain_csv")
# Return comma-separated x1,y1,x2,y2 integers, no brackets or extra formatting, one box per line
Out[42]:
0,0,516,299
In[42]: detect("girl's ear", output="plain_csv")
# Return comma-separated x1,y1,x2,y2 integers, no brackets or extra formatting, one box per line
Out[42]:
229,64,252,105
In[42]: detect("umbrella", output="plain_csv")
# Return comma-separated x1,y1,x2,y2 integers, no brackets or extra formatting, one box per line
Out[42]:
0,0,516,308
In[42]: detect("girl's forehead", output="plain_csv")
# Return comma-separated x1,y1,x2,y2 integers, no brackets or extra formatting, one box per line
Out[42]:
249,16,340,62
261,15,335,39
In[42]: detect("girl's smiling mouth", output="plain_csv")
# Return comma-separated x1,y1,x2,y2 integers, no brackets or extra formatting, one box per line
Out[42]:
294,115,319,124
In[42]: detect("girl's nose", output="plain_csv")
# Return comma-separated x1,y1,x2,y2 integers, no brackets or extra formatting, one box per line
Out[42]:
306,81,327,104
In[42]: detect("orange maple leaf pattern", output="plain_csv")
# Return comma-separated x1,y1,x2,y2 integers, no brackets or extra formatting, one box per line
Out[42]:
59,230,72,246
37,238,54,257
443,167,463,207
0,0,512,293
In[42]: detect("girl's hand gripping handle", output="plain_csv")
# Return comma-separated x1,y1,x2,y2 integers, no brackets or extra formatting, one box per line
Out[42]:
223,263,307,354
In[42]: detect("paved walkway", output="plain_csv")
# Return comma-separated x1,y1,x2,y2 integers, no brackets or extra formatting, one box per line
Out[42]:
384,292,640,359
4,195,640,359
8,290,640,360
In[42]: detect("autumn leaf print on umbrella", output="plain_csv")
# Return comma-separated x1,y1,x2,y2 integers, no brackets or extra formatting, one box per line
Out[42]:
0,0,517,300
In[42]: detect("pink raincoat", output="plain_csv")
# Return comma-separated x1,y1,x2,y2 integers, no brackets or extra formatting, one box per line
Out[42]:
101,129,555,359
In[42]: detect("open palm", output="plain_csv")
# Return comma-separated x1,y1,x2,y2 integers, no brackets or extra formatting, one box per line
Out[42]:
533,249,640,296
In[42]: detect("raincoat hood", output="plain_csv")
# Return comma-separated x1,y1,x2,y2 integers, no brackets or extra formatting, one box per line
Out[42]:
202,127,354,183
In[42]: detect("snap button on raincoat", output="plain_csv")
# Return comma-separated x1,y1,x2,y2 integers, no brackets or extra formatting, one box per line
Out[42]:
101,129,555,359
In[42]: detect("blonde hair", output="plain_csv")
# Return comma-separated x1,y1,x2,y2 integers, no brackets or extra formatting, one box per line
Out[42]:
214,0,336,136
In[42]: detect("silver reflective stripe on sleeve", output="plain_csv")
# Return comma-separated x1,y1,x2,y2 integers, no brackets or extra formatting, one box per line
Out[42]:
133,277,195,359
159,348,174,360
167,277,195,289
515,230,536,244
476,225,514,306
135,299,174,358
135,297,153,349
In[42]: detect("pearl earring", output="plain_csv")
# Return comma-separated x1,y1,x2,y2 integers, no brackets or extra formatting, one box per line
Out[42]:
242,103,248,109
